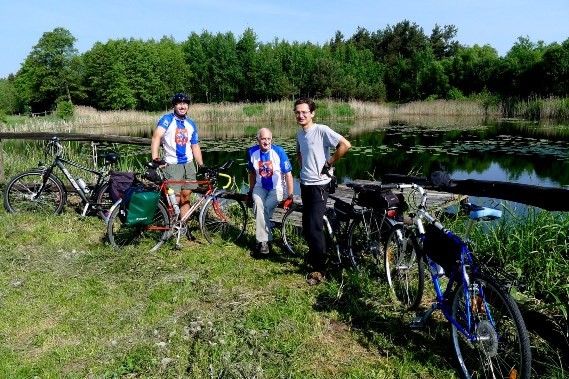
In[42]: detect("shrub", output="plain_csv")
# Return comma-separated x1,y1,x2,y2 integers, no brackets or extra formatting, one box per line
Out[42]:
56,101,74,120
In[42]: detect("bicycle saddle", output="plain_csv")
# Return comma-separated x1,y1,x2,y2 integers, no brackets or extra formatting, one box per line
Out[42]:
101,153,119,164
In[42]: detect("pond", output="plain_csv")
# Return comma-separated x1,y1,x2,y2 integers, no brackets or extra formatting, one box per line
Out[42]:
177,117,566,179
75,115,569,204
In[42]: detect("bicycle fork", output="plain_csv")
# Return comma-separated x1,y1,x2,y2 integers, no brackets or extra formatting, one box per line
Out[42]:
323,216,342,265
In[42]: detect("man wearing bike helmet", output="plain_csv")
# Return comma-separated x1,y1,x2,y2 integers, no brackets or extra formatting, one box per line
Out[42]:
151,93,204,223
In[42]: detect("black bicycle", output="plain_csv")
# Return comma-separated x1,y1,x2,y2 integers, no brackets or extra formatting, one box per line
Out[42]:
3,136,119,218
280,181,403,273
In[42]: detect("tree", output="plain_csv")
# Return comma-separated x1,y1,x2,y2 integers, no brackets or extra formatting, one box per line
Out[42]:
14,27,79,112
535,40,569,97
429,24,461,60
0,75,19,114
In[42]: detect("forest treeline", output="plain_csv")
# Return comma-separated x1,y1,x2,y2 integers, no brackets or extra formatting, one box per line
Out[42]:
0,20,568,116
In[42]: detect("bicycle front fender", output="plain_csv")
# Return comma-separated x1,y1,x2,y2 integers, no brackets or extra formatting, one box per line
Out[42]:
105,198,122,224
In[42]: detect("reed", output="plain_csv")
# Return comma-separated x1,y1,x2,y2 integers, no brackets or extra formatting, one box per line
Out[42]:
511,96,569,119
469,205,569,337
393,99,502,116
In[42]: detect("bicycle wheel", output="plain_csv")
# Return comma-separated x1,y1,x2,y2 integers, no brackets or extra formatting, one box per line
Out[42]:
281,204,308,256
200,195,247,245
107,201,170,252
94,182,113,220
384,226,425,310
348,211,392,273
450,273,531,379
4,170,67,215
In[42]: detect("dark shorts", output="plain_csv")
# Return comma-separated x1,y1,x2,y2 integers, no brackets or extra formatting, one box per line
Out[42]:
163,162,198,192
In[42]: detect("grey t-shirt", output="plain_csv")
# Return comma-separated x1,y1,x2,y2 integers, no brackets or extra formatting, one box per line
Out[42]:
296,123,342,185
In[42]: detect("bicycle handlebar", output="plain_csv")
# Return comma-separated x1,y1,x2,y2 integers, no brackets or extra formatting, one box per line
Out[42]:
218,173,232,189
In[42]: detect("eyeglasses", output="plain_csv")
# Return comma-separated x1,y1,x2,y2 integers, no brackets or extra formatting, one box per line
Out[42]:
294,111,312,116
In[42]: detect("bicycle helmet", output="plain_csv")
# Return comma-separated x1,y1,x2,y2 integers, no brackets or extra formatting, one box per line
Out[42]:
171,93,190,105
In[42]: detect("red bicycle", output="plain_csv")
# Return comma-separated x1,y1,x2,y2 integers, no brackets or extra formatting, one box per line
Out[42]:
106,159,247,252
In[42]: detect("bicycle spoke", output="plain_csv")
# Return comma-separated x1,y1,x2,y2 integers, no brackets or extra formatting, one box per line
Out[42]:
201,197,246,245
4,170,66,215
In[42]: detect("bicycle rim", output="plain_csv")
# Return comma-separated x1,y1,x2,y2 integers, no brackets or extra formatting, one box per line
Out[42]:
384,227,425,310
348,212,386,273
200,197,247,245
107,201,170,252
94,182,113,220
4,170,66,215
281,205,308,256
450,274,531,379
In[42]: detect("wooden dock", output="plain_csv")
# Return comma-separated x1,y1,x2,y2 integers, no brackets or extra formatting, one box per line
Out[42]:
270,180,468,225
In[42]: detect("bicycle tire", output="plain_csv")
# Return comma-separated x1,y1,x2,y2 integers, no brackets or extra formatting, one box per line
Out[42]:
3,169,67,215
107,200,170,252
450,273,531,379
348,211,392,273
281,204,308,256
384,226,425,311
94,181,113,220
200,195,247,245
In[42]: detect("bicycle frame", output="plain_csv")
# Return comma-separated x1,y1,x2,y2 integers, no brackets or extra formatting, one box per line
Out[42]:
42,156,107,201
393,183,500,341
36,138,116,216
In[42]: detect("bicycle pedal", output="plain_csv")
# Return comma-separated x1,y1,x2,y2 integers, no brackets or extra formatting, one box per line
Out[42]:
408,317,426,329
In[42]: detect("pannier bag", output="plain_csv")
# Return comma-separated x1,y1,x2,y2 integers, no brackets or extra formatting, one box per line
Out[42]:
333,199,352,222
422,223,463,273
120,186,160,226
109,171,135,202
356,187,400,211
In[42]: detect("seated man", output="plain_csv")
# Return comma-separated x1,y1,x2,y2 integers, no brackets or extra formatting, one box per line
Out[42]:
247,128,294,257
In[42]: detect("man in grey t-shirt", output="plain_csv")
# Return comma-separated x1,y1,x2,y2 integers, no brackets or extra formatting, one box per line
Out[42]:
294,98,351,285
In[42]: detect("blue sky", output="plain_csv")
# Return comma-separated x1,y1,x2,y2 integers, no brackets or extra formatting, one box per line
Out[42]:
1,0,568,78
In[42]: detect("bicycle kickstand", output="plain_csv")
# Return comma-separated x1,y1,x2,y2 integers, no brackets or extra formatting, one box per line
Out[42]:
409,303,439,329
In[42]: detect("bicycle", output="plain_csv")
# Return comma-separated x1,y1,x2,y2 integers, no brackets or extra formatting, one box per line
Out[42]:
105,159,248,252
3,136,119,219
382,182,531,379
280,180,403,273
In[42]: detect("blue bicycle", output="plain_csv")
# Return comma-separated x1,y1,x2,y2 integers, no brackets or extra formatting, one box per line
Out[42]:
382,182,531,379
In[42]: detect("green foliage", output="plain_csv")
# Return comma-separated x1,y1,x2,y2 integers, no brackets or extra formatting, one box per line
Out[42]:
0,109,7,123
242,103,264,117
331,102,354,117
14,27,79,113
55,100,74,120
5,24,569,117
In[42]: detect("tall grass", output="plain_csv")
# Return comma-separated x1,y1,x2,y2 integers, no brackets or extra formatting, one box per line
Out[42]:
461,205,569,349
507,96,569,120
393,99,502,117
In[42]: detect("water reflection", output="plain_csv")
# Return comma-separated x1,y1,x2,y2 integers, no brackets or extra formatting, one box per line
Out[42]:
73,116,569,189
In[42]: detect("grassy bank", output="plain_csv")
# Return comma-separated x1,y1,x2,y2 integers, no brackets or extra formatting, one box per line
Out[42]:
0,210,456,378
0,204,567,378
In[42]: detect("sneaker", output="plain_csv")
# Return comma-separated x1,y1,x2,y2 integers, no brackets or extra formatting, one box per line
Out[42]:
259,241,269,255
306,271,325,286
251,242,268,259
186,228,196,241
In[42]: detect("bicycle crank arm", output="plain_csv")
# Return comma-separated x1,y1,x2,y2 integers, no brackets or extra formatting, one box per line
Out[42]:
409,303,439,329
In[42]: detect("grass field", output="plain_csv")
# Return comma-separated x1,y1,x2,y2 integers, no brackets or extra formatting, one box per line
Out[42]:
0,204,567,378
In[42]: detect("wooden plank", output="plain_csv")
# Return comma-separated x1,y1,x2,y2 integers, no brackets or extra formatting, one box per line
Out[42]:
270,180,468,225
0,132,150,145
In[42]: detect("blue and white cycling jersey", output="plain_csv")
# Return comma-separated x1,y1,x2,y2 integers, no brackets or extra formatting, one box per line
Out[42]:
247,144,292,193
155,113,199,164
